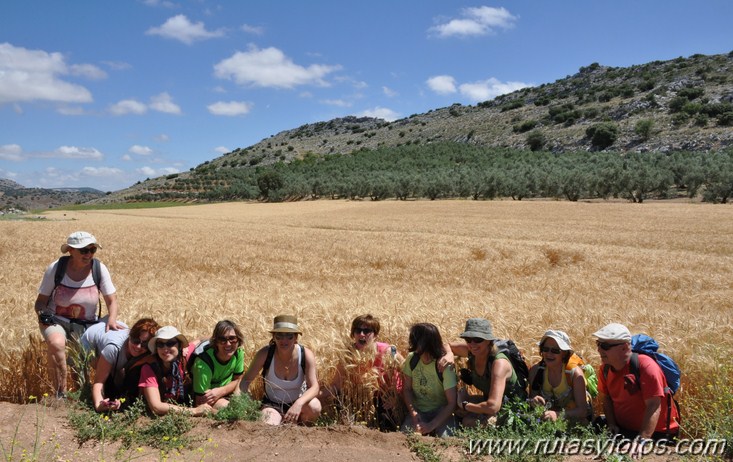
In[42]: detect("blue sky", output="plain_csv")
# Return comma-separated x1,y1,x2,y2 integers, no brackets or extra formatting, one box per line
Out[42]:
1,1,731,192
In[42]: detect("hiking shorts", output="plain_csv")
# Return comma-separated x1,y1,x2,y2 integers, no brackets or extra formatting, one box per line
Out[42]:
40,317,93,341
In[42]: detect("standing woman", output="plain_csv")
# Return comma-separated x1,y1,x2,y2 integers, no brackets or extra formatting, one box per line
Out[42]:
34,231,122,398
138,326,211,416
401,323,457,437
80,317,160,412
192,320,245,410
239,314,321,425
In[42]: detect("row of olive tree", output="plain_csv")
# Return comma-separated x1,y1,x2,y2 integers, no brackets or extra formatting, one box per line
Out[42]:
132,144,733,204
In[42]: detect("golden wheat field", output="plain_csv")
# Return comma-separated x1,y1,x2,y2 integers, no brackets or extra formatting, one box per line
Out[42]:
1,200,732,417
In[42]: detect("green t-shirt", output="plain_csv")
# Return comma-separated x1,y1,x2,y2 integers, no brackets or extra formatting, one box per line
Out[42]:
402,352,457,413
192,347,245,395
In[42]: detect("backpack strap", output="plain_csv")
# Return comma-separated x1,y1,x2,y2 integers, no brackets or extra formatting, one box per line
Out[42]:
262,344,306,378
629,352,676,433
531,361,546,393
53,256,104,319
409,352,443,382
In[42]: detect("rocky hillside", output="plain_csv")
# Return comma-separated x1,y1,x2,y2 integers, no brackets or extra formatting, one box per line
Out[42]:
101,51,732,202
0,181,106,211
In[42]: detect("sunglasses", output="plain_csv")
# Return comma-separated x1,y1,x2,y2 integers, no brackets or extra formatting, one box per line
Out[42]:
354,327,374,335
129,337,145,346
540,346,562,354
465,337,485,344
275,333,295,341
78,247,97,255
597,341,625,351
156,339,178,349
217,335,238,344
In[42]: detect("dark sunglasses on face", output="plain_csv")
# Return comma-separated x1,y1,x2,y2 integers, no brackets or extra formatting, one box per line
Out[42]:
217,335,238,344
354,327,374,335
78,247,97,255
156,339,178,349
597,341,625,351
275,333,295,341
465,337,485,344
129,337,145,346
540,346,562,354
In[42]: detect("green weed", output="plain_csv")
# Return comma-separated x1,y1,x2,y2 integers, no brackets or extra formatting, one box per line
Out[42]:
208,394,261,423
406,433,442,462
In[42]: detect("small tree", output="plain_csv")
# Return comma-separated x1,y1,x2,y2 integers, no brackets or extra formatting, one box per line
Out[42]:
634,119,654,141
526,130,547,151
586,123,618,149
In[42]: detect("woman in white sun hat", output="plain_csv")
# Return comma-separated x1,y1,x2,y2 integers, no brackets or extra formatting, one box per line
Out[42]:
527,329,593,424
34,231,123,399
138,325,212,416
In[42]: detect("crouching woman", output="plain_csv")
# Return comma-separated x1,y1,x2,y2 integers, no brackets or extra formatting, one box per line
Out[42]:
138,326,212,416
239,315,321,425
401,323,457,437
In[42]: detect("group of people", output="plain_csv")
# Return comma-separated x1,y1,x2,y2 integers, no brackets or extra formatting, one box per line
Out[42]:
35,231,681,457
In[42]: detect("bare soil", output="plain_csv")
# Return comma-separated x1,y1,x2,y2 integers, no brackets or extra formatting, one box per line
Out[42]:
0,401,434,462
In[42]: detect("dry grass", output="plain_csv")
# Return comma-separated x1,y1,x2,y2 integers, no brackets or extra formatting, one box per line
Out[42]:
2,200,732,418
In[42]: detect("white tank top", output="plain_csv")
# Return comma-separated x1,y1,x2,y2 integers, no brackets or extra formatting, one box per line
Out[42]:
265,346,305,404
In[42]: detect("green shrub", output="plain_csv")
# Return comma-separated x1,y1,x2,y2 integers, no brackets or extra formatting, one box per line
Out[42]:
210,394,261,422
526,131,547,151
513,120,538,133
718,111,733,126
634,119,654,140
586,123,618,149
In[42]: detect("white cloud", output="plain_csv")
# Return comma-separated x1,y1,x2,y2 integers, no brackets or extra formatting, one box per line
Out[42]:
430,6,517,38
0,168,17,179
129,145,153,156
214,146,229,154
53,146,104,160
214,45,341,89
154,133,170,142
142,0,176,7
459,78,531,102
241,24,264,35
109,99,147,115
321,99,351,107
146,15,225,45
0,42,93,105
382,86,398,97
69,63,107,80
207,100,253,116
426,75,457,95
149,92,181,114
0,144,23,161
81,166,124,177
137,166,179,177
122,154,132,161
356,107,399,122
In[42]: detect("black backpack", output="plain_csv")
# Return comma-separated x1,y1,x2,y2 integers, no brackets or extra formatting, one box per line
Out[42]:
464,339,528,400
186,340,216,377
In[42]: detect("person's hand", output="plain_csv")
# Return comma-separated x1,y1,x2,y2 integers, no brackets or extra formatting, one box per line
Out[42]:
106,317,124,331
542,409,559,421
202,388,223,405
97,398,121,412
191,403,213,416
437,350,455,373
630,438,651,459
529,395,546,408
283,401,304,424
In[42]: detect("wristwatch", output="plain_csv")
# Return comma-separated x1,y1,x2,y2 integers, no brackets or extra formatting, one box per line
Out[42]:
461,400,469,411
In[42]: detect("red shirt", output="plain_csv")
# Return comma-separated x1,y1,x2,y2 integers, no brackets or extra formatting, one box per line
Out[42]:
599,354,679,434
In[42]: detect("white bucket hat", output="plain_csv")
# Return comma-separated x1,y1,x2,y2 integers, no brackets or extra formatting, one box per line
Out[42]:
592,323,632,342
538,329,573,351
147,325,189,353
61,231,101,253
